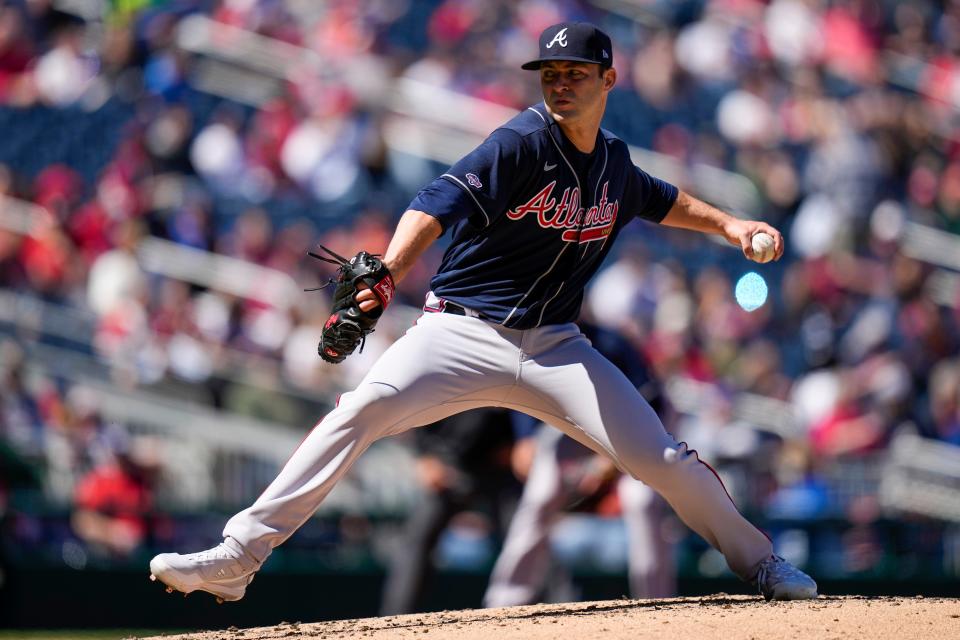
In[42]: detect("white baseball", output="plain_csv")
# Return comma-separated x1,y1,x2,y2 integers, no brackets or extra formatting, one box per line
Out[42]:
751,232,776,263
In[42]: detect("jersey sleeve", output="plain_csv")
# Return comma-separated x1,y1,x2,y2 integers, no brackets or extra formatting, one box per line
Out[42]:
408,128,527,233
624,164,679,224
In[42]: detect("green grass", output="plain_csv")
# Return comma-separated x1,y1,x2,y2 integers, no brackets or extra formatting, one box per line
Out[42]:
0,631,182,639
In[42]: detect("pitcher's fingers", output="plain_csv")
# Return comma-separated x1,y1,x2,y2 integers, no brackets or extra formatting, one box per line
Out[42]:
741,232,754,260
760,225,784,259
773,230,785,260
356,287,380,313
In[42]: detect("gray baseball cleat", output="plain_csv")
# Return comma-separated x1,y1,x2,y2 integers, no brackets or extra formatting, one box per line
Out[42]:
149,538,258,603
753,555,818,601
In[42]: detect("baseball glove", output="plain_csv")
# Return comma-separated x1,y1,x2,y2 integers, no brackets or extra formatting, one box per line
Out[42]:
307,244,395,364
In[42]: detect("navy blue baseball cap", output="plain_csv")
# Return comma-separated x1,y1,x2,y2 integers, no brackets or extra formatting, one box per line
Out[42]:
521,22,613,70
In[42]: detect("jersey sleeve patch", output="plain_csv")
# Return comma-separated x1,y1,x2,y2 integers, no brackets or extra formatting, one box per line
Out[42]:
440,173,491,226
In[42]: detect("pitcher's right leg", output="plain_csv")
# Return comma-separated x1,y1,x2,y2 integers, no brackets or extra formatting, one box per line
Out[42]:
150,313,521,601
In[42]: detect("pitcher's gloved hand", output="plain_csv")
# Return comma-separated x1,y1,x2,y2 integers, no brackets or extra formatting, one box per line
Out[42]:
306,244,395,364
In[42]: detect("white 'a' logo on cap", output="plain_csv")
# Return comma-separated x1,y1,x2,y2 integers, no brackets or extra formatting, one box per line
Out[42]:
546,27,568,48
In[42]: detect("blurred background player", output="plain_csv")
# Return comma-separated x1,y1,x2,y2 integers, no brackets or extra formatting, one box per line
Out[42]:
379,407,520,615
485,320,676,607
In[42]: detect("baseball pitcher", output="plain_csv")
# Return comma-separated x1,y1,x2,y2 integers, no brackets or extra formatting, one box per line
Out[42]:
150,22,817,603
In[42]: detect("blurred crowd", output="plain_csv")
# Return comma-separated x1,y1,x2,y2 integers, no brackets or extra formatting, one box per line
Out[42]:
1,0,960,583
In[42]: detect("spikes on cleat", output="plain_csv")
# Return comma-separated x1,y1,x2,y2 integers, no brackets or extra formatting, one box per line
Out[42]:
150,574,156,582
216,597,225,605
166,587,174,593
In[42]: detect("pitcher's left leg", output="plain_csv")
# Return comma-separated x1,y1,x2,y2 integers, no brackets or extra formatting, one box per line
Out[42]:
519,326,773,583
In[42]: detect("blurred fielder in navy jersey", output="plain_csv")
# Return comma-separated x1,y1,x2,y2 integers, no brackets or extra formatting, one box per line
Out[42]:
379,408,520,615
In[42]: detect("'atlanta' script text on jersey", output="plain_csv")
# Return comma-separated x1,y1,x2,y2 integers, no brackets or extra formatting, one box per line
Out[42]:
507,180,618,243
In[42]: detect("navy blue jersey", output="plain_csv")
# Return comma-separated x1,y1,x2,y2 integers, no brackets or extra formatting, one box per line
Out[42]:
409,103,677,329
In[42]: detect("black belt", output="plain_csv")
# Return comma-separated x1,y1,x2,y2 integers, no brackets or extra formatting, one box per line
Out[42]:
424,299,471,316
441,301,468,315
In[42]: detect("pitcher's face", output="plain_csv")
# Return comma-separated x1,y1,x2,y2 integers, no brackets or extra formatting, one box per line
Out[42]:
540,61,614,123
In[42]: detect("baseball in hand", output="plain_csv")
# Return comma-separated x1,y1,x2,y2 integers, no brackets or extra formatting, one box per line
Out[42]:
750,232,776,263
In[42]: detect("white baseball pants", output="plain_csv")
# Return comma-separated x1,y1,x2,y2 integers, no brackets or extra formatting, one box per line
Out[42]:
223,310,772,580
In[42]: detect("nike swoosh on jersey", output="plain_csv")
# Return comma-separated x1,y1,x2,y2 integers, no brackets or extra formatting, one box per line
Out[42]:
544,162,557,171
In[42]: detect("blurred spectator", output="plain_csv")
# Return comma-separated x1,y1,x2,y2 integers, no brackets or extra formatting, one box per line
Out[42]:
33,16,95,106
765,441,831,520
925,357,960,446
0,341,43,457
18,218,76,299
145,105,194,175
71,428,161,557
0,6,34,104
87,218,147,317
190,106,249,197
217,206,274,264
42,384,110,502
807,369,888,459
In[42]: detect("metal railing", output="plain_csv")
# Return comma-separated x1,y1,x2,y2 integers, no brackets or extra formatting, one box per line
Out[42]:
880,431,960,523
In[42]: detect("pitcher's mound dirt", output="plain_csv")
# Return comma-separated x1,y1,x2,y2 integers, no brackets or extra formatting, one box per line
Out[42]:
143,595,960,640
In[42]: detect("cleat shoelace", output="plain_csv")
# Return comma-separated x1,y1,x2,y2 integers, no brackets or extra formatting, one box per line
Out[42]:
185,544,238,567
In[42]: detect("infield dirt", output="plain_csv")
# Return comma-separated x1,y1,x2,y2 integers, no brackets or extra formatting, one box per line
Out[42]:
142,594,959,640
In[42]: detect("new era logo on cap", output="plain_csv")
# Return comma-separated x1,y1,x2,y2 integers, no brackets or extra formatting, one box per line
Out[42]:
521,22,613,70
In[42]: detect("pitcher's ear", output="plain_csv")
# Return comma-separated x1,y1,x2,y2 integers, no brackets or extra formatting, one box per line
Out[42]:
602,66,617,89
